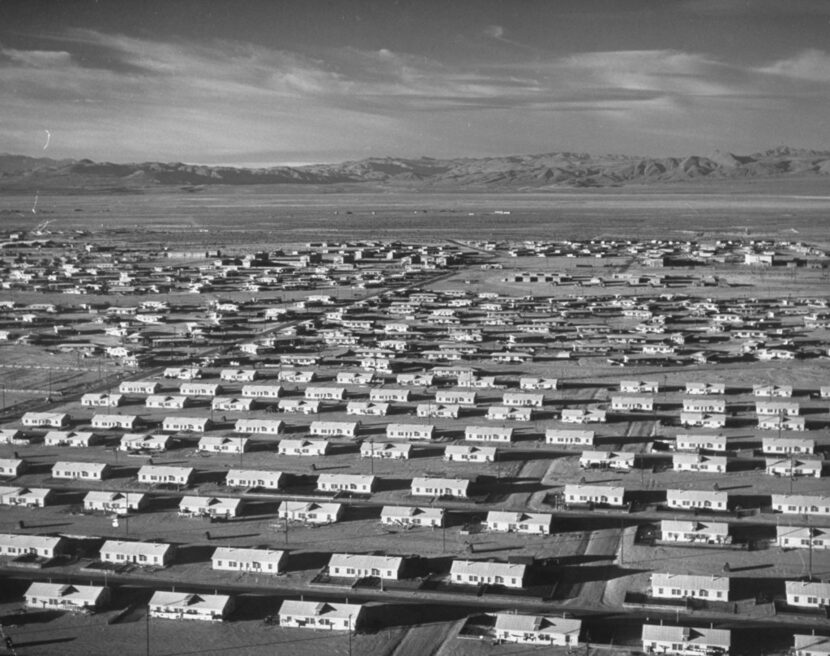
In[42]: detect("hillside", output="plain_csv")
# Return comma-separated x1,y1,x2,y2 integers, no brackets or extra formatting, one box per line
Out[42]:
1,147,829,192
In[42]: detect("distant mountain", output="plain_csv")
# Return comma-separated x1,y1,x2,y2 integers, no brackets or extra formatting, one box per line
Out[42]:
1,147,829,192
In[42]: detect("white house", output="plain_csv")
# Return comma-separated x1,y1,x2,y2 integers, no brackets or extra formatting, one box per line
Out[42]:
212,547,285,574
346,401,389,416
765,457,823,478
317,473,376,494
0,533,65,559
119,380,161,395
786,580,830,609
304,386,345,401
240,384,282,399
361,441,411,459
682,398,727,414
771,494,830,516
178,496,243,519
25,582,110,613
762,437,815,455
81,393,123,408
162,416,212,433
149,591,233,622
146,395,191,409
502,392,544,408
674,433,727,453
435,389,477,405
641,624,731,656
486,511,551,534
564,484,625,507
328,553,403,580
519,377,558,390
226,469,283,490
777,526,830,550
685,382,725,395
561,408,606,424
546,429,594,447
369,388,410,403
385,424,435,441
51,461,109,481
211,397,254,412
179,382,221,397
417,403,460,419
220,369,260,382
137,465,194,486
44,431,100,447
659,520,730,545
620,380,660,393
666,489,728,512
84,491,148,513
444,444,497,463
753,384,793,398
758,415,806,431
651,573,730,601
680,412,727,429
309,421,359,438
0,459,26,478
279,500,342,524
793,633,830,656
0,486,52,508
120,433,169,452
278,599,362,631
494,613,580,647
411,477,470,498
672,453,727,473
278,439,329,456
91,414,138,430
579,450,635,471
611,395,654,412
198,436,248,454
101,540,173,567
234,419,283,435
21,412,69,428
465,426,513,443
277,399,319,414
486,406,532,422
450,560,526,588
755,400,800,416
380,505,443,528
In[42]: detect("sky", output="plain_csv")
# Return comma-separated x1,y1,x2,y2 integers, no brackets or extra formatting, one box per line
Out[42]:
1,0,829,165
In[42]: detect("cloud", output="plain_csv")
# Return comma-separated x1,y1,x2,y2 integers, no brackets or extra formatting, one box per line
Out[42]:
759,49,830,83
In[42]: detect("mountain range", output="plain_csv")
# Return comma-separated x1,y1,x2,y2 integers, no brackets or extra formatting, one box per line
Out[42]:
1,147,829,192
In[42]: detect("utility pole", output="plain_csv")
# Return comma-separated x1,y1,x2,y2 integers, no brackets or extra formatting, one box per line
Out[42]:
348,614,353,656
369,438,374,476
146,605,151,656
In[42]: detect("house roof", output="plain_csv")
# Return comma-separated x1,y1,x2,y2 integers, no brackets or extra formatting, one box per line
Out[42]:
641,624,730,647
279,599,362,620
494,613,581,636
149,591,231,611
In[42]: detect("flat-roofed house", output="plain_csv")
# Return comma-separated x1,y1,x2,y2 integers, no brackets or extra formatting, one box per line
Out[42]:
317,473,375,494
226,469,283,490
771,494,830,516
386,424,435,441
564,484,625,508
101,540,173,567
212,547,285,574
762,437,815,455
464,426,513,443
411,477,469,498
786,580,830,609
84,491,148,513
309,421,359,438
450,560,526,588
579,450,635,471
51,461,109,481
765,457,823,478
641,624,731,656
0,459,25,477
178,496,242,519
360,442,410,460
494,613,581,647
793,634,830,656
0,486,52,508
0,533,65,559
138,465,194,486
675,434,727,453
546,429,594,447
666,488,728,512
21,412,69,428
659,520,730,545
25,582,110,612
380,505,443,528
672,453,727,473
651,573,730,601
279,500,342,524
486,511,552,534
197,436,248,454
328,553,403,580
777,526,830,550
486,406,532,422
278,600,362,631
278,438,329,456
162,416,212,433
149,591,233,622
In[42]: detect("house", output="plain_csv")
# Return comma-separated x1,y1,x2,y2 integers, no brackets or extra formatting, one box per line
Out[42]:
317,473,376,494
84,491,148,513
119,380,161,395
666,489,728,512
278,599,362,631
672,453,727,473
101,540,173,567
493,613,580,647
304,386,345,401
762,437,815,455
546,429,594,447
659,520,730,545
25,582,110,612
328,553,403,580
417,403,460,419
753,384,793,398
211,397,254,412
0,458,25,477
146,395,191,409
411,477,470,498
361,441,411,459
386,424,435,440
564,484,625,507
435,389,477,405
685,382,726,395
91,414,138,430
756,400,800,416
620,380,660,393
380,505,444,527
758,415,806,431
277,369,315,383
450,560,526,588
179,382,221,397
162,416,212,433
579,450,635,471
149,591,233,622
197,435,248,454
212,547,285,574
0,486,52,508
675,434,727,453
786,580,830,608
309,421,359,438
680,412,727,429
234,419,283,435
641,624,731,656
178,496,243,519
51,461,109,481
137,465,194,486
396,373,434,387
464,426,513,443
346,401,389,416
0,533,66,559
81,393,123,408
519,377,558,390
278,439,329,456
226,469,283,490
777,526,829,550
486,511,552,534
611,395,654,412
771,494,830,516
444,444,497,463
793,633,830,656
120,433,169,452
502,392,544,408
561,408,606,423
369,388,410,403
0,429,23,445
279,500,343,524
240,384,282,399
220,368,260,382
682,398,727,414
21,412,69,428
651,573,730,601
337,372,375,385
486,406,532,422
765,457,823,478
